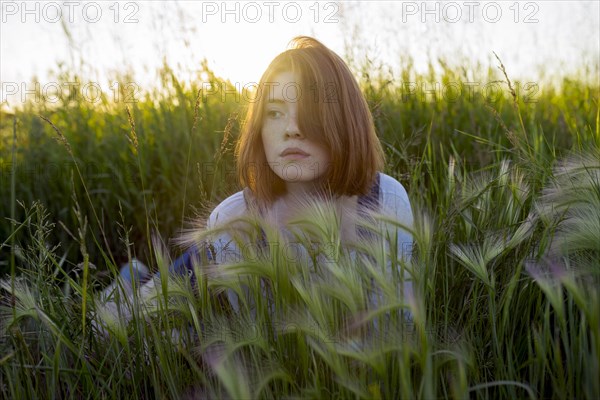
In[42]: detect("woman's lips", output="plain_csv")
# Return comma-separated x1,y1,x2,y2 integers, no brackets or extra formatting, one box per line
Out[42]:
280,147,309,159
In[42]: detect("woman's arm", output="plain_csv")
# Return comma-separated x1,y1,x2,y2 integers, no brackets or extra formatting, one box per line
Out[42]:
378,173,414,263
377,173,415,318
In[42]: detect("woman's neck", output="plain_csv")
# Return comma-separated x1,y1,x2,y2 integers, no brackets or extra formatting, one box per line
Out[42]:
283,180,323,199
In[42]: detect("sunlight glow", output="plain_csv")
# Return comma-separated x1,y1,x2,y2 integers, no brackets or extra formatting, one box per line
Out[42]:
1,1,598,110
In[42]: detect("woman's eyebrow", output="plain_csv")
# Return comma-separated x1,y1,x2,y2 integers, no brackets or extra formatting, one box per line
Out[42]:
266,98,286,104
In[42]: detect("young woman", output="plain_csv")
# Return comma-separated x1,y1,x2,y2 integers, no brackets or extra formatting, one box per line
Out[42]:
102,36,414,321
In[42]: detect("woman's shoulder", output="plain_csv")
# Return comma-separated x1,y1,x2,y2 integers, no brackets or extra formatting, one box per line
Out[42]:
376,172,413,218
207,190,248,229
377,172,409,199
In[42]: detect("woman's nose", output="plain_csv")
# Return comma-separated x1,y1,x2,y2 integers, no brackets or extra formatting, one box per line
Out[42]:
284,116,302,138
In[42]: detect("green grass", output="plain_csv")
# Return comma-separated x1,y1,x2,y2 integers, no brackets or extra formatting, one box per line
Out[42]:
0,54,598,398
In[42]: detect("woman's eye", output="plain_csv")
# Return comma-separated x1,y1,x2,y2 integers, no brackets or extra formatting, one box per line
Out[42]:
266,110,284,119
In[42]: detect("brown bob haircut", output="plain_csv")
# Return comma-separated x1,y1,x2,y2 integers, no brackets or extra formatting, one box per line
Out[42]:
236,36,385,204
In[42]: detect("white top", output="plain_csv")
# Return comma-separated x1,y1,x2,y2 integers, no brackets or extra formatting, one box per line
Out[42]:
205,172,414,311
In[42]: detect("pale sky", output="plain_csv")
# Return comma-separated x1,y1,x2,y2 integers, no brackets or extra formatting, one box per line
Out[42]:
1,1,599,109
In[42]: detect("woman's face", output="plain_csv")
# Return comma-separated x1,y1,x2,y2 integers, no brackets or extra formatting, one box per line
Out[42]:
261,71,330,193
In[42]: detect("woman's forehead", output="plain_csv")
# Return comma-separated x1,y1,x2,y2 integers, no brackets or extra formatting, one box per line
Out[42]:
263,71,303,103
